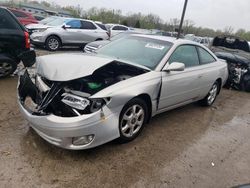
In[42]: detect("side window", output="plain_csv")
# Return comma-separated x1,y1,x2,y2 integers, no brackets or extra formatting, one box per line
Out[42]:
66,20,81,29
0,9,20,29
81,21,97,29
119,26,128,31
169,45,200,67
198,47,216,64
112,26,120,30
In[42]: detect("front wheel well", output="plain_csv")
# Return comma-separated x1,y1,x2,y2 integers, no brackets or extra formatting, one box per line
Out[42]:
136,94,152,123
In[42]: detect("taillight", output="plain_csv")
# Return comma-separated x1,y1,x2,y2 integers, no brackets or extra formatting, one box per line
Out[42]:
24,31,30,49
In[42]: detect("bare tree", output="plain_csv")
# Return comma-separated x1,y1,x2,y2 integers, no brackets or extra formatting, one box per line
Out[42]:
223,26,234,35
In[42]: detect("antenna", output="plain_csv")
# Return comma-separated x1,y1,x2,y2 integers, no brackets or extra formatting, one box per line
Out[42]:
177,0,188,39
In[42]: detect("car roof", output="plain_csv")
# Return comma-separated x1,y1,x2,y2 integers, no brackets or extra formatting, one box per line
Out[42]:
66,18,95,23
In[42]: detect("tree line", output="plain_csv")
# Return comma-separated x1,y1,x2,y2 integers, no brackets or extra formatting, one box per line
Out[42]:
7,0,250,40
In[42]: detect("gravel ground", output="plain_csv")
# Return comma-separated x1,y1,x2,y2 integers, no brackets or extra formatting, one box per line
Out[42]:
0,49,250,188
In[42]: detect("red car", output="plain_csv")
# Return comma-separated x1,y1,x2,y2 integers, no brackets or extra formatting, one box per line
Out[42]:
8,8,38,25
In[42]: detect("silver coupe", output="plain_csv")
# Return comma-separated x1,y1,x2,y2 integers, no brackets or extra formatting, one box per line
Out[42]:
18,35,228,150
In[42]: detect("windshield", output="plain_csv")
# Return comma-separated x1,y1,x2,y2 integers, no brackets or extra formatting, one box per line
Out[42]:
97,36,172,69
46,18,68,26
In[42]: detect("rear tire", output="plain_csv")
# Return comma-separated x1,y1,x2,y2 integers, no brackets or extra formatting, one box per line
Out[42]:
0,58,17,78
45,36,61,51
199,81,219,106
117,98,148,143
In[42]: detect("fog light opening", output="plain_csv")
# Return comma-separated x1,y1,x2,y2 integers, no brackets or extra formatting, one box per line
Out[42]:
72,134,95,146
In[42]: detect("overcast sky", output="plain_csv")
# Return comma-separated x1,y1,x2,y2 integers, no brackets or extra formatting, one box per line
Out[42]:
42,0,250,31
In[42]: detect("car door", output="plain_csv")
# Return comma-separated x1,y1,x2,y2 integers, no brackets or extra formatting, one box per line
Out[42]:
159,44,202,110
61,19,83,44
196,46,218,97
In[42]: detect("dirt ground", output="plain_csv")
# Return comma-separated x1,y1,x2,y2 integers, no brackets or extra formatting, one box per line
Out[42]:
0,49,250,188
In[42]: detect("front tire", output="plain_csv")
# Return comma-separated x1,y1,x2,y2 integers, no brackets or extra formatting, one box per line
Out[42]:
0,58,17,78
199,81,219,106
45,36,61,51
118,98,148,143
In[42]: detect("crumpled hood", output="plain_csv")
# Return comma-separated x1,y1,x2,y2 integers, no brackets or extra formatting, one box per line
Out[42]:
36,53,114,81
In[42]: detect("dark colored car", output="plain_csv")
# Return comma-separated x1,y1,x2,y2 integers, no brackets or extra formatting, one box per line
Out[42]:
211,35,250,91
0,7,36,78
8,8,38,25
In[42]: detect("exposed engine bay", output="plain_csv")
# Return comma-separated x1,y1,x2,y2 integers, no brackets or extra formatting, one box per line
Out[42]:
223,59,250,91
18,61,148,117
211,36,250,92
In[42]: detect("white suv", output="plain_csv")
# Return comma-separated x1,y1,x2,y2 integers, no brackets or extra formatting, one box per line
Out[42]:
30,18,109,51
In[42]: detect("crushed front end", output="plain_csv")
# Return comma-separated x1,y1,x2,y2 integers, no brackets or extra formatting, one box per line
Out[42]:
17,69,122,150
17,58,148,149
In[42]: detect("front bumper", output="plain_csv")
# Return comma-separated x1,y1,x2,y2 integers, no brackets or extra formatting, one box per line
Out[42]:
18,101,120,150
17,72,121,150
30,32,46,44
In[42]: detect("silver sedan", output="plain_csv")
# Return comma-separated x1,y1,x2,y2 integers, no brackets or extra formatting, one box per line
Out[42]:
18,35,228,150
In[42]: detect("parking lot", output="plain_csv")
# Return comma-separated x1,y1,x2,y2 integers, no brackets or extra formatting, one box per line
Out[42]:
0,49,249,188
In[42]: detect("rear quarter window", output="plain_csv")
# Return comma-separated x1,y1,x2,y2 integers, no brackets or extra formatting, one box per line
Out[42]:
0,9,21,30
81,21,97,30
198,47,216,64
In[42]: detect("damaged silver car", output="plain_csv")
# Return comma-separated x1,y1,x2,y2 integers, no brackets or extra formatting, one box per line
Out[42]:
18,35,228,150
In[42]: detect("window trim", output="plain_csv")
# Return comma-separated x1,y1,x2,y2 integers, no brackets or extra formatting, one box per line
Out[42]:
166,44,201,69
196,46,216,65
66,19,82,29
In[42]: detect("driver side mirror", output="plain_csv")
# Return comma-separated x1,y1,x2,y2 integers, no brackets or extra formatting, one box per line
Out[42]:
62,24,71,29
163,62,185,72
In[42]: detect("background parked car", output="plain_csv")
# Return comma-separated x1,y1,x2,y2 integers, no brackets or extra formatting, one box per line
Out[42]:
8,8,38,25
26,16,66,35
84,32,140,53
211,35,250,92
30,18,109,51
94,22,108,31
33,15,45,21
185,34,210,47
105,24,131,37
0,7,36,78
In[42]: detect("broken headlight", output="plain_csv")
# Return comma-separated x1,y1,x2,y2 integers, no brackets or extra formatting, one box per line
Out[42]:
90,98,107,112
61,93,90,111
61,93,110,113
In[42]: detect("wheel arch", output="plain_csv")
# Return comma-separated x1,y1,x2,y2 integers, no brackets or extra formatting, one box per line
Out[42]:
136,93,152,123
46,34,62,45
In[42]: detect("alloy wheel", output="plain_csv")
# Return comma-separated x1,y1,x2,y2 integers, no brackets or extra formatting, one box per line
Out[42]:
120,104,145,138
48,38,59,50
207,83,218,105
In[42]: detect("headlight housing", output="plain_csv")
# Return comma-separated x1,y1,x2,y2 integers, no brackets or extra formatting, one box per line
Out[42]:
61,93,110,113
33,28,47,33
62,93,90,111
